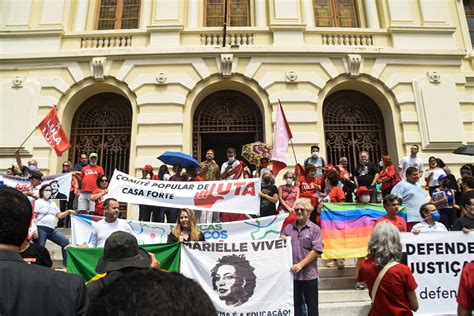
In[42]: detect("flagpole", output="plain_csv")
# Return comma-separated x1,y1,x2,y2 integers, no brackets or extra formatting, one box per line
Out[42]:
289,138,298,165
16,125,38,152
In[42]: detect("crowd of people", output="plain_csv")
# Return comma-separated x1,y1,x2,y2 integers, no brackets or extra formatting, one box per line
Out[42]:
1,145,473,315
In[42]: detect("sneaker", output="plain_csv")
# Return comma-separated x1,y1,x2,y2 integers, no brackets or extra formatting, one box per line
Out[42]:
355,282,366,290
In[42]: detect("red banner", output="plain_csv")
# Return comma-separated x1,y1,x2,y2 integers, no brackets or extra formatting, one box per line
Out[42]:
272,100,293,176
38,107,71,156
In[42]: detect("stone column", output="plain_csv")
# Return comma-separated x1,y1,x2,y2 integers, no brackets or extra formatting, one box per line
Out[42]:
187,0,199,27
74,0,88,31
364,0,380,28
255,0,267,27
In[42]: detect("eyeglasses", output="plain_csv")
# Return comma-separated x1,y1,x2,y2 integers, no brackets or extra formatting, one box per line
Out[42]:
294,208,307,212
100,179,109,182
44,189,52,192
63,164,69,167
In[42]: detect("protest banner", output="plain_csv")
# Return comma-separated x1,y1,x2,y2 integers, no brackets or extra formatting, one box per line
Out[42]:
37,107,71,156
107,170,261,215
71,213,287,246
321,202,407,259
401,231,474,315
180,239,294,314
67,243,181,282
0,173,71,200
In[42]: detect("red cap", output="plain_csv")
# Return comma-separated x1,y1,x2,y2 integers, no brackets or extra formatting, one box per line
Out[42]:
141,165,153,172
357,186,373,197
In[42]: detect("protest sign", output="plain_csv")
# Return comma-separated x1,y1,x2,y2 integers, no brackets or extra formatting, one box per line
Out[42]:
67,243,181,282
71,213,287,246
0,173,71,200
180,239,294,314
401,232,474,315
107,170,261,215
321,202,407,259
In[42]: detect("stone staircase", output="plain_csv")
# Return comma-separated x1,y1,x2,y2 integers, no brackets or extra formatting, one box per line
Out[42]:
45,229,371,315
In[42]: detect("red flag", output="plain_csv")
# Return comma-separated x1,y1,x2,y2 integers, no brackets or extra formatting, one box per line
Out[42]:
272,100,293,176
38,107,71,156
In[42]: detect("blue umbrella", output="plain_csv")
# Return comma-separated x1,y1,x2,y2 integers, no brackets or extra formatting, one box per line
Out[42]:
157,151,200,168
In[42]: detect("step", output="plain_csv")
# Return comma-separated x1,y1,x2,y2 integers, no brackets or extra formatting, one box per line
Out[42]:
319,289,370,303
319,276,358,290
319,266,357,278
319,301,372,316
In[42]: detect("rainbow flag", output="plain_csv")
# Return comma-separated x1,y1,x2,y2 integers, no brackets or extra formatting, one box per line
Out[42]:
67,242,181,282
320,202,407,260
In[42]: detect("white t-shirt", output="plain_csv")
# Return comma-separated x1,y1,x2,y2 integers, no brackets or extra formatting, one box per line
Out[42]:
411,220,447,233
399,155,424,179
34,198,60,229
88,218,135,248
425,168,446,187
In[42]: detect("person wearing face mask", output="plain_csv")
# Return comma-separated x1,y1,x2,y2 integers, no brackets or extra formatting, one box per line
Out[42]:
357,186,373,204
76,152,104,214
34,184,75,266
453,197,474,233
304,145,326,179
354,151,379,203
259,171,279,217
411,203,447,233
15,149,39,177
220,148,247,222
278,171,300,231
424,156,446,197
88,198,134,248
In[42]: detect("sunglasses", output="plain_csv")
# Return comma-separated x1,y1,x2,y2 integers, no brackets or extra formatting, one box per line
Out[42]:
294,208,307,212
63,164,69,167
100,179,109,182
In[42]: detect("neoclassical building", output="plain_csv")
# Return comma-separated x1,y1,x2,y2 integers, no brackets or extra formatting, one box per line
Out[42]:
1,0,473,191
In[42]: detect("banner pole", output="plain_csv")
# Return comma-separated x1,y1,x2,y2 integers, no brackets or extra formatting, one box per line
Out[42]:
16,125,38,152
289,138,298,165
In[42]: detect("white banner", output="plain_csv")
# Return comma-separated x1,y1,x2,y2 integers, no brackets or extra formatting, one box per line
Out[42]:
108,170,261,215
180,239,294,314
71,213,288,246
0,173,72,200
401,232,474,315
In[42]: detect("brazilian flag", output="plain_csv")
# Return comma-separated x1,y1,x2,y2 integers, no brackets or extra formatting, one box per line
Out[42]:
67,243,181,282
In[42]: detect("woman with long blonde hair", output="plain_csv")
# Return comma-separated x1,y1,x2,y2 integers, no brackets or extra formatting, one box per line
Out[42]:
167,208,205,242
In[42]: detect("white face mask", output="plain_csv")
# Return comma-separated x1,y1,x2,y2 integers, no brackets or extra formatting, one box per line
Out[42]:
360,195,370,203
43,191,51,199
145,174,151,179
311,152,319,158
285,179,293,185
379,161,384,167
28,165,37,171
89,161,97,166
228,157,235,163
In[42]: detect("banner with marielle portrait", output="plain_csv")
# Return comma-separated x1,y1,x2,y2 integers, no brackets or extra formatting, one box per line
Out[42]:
107,170,261,215
71,213,287,246
180,239,294,314
401,231,474,315
0,172,71,200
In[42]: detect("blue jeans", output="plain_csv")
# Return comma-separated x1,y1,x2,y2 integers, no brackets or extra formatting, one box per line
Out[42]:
36,225,69,266
294,279,319,316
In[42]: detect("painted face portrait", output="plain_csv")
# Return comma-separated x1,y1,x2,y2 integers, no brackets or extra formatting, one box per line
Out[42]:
211,254,257,307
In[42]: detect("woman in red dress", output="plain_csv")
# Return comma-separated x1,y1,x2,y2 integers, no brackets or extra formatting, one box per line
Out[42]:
296,165,322,225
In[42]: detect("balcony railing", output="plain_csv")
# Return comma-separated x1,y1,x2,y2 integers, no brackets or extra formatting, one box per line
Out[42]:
80,35,133,48
322,33,374,46
200,32,255,46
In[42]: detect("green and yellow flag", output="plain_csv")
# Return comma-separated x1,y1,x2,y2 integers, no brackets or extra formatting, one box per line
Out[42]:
67,243,181,282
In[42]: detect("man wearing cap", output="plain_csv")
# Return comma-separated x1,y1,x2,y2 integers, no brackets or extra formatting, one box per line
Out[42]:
139,165,160,222
76,152,104,213
87,231,159,301
89,198,134,248
22,170,43,205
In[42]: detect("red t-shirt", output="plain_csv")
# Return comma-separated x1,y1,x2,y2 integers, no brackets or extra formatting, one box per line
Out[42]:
298,176,321,208
81,165,104,193
457,262,474,311
92,188,106,216
380,164,398,191
375,215,407,232
358,259,418,316
327,186,346,202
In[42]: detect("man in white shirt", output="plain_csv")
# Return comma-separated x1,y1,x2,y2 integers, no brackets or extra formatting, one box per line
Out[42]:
411,202,447,233
398,145,424,179
220,148,244,180
88,198,134,248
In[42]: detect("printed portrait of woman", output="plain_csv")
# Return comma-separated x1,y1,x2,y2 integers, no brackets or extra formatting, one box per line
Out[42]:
210,254,257,307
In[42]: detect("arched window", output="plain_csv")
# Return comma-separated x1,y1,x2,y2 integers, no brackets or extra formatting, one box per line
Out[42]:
313,0,358,27
205,0,251,27
323,90,387,170
96,0,141,30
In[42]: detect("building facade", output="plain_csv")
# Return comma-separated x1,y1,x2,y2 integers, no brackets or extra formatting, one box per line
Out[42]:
1,0,473,196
